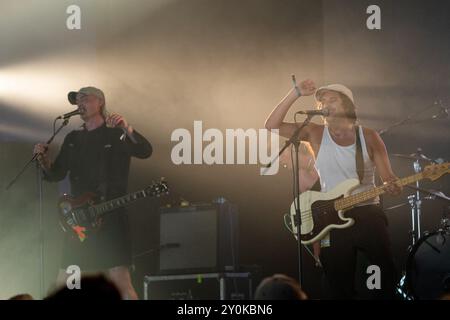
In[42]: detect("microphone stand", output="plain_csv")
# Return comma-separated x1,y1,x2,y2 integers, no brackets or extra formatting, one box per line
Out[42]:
6,117,71,299
263,114,314,288
378,100,443,136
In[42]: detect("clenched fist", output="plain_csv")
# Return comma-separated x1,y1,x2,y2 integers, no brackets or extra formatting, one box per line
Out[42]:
298,79,316,96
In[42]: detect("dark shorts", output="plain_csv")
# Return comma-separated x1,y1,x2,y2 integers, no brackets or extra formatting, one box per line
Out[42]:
61,209,132,272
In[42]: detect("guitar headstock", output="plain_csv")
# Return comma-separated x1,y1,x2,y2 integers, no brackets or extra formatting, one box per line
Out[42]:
424,162,450,181
146,178,169,197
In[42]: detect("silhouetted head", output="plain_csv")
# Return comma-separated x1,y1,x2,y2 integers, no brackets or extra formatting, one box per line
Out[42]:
45,274,121,300
8,293,34,300
254,274,308,300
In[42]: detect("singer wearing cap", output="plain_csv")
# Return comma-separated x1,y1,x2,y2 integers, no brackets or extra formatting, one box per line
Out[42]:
265,79,402,299
33,86,152,299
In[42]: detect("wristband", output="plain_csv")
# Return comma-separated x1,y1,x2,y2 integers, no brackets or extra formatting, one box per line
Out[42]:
292,74,301,98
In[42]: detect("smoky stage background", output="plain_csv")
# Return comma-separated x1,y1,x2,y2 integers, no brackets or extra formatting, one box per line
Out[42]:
0,0,449,299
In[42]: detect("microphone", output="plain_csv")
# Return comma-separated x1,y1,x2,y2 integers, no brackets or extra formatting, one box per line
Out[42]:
57,109,81,120
296,109,330,116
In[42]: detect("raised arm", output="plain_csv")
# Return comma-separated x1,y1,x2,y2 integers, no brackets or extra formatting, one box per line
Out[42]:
264,79,316,141
125,128,153,159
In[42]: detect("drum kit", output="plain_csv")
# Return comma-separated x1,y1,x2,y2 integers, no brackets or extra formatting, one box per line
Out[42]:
387,148,450,300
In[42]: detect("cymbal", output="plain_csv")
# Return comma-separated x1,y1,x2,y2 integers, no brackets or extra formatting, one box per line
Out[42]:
391,153,434,163
384,194,445,211
405,185,450,202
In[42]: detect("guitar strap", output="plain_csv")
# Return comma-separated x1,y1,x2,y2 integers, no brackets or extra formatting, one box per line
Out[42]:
355,125,364,183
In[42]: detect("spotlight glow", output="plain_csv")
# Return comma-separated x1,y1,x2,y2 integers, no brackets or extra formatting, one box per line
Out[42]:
0,52,99,121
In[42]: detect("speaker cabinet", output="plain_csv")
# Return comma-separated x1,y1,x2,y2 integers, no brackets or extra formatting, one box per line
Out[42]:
158,201,239,274
144,273,252,300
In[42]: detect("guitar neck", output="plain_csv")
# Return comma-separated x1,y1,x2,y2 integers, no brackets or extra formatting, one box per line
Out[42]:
335,172,424,211
93,189,148,215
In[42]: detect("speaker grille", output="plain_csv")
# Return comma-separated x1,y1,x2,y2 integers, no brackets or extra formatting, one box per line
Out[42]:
158,203,238,274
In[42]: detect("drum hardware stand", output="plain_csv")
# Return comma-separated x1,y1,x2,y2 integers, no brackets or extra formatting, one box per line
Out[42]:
404,149,425,246
406,184,450,237
407,194,420,247
379,100,446,245
400,180,450,299
379,100,446,247
382,101,448,299
396,190,420,299
393,148,434,299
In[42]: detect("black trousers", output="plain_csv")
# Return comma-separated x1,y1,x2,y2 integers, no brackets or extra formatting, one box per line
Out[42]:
319,205,398,299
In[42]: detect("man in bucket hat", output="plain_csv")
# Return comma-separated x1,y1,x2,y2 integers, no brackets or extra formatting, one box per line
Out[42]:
34,86,152,299
265,79,401,299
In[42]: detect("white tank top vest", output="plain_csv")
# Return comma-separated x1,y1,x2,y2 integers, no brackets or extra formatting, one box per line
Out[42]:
314,125,379,206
